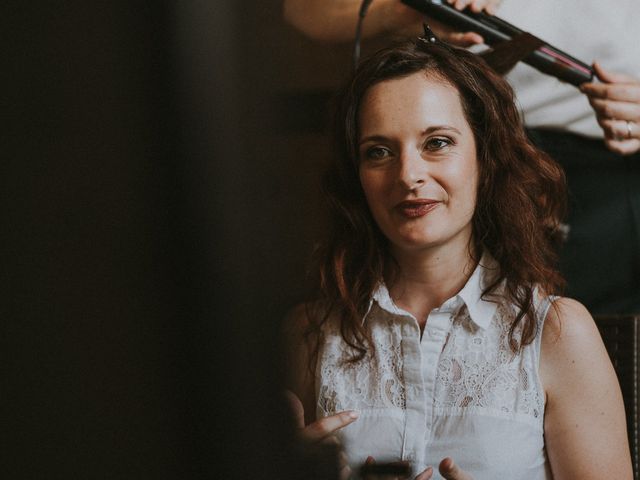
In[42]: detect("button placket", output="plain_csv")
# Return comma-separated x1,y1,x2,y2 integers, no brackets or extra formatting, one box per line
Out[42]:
420,311,454,436
399,316,426,471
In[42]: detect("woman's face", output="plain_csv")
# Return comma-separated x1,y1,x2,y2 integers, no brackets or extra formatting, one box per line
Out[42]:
357,72,479,256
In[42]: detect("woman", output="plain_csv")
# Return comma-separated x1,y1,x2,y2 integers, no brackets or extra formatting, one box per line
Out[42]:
284,36,632,480
283,0,640,314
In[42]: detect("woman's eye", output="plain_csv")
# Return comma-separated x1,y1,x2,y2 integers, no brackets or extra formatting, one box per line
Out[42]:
425,137,452,151
364,146,392,160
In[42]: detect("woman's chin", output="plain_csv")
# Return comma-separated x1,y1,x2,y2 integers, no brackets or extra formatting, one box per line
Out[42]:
391,236,443,253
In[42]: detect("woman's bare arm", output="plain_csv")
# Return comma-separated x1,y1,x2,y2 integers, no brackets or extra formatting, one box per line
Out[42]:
541,298,632,479
282,303,318,424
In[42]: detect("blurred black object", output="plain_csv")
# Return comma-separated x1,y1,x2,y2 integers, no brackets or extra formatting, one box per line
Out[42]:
402,0,593,86
4,1,317,478
360,461,412,478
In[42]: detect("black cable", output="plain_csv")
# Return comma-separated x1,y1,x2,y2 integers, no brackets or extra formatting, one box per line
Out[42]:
353,0,374,69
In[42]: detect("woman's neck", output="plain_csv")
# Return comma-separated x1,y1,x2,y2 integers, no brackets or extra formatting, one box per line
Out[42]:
387,242,478,327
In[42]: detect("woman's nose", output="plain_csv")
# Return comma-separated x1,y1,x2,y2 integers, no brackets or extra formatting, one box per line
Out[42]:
397,150,427,190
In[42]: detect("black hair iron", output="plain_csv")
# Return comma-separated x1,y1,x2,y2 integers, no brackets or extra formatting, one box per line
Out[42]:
401,0,594,86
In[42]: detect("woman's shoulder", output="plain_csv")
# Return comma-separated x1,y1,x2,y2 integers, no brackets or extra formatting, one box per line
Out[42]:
540,296,597,344
539,296,610,391
283,301,335,340
283,303,312,338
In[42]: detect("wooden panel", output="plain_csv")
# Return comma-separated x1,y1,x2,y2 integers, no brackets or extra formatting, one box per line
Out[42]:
595,316,639,479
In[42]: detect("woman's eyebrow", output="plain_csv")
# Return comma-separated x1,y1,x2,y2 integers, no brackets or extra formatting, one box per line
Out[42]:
359,125,462,146
420,125,462,136
358,134,389,145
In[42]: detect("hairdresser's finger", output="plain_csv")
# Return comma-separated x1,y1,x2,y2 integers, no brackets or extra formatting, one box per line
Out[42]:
589,98,640,123
447,0,469,10
469,0,499,13
447,0,498,13
603,137,640,156
302,410,359,442
415,465,434,480
426,17,484,46
484,0,501,15
284,390,306,429
593,62,637,84
598,118,640,141
439,457,474,480
443,31,485,46
581,82,640,103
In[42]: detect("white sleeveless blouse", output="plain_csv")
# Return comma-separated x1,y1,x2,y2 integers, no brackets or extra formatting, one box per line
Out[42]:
315,258,553,479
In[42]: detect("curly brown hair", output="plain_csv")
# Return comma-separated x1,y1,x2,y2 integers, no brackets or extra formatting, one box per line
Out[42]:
308,40,567,359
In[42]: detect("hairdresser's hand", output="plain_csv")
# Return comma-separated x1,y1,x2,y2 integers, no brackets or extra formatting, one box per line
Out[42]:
430,0,502,47
387,0,502,46
285,390,358,479
580,62,640,156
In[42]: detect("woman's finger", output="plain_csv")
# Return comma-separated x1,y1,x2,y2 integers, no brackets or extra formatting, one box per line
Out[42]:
339,463,352,480
338,451,352,480
415,465,434,480
439,457,474,480
361,456,375,480
283,390,305,429
302,410,359,442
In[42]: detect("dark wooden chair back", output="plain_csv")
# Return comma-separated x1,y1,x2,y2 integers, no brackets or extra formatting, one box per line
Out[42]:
594,315,639,479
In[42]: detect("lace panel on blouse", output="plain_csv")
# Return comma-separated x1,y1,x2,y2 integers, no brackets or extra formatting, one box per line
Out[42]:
317,296,548,426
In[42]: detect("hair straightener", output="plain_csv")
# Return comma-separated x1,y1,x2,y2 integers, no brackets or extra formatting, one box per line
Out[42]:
401,0,594,86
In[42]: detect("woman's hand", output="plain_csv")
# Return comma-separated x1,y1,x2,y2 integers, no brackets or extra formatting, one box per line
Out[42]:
286,390,359,443
436,457,474,480
285,390,359,479
580,62,640,156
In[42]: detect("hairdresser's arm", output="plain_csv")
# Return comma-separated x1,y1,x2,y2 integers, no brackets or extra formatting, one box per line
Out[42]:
282,0,500,44
541,298,633,480
283,0,422,42
580,62,640,156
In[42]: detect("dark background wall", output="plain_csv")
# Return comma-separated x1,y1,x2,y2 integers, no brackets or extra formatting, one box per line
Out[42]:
3,0,369,478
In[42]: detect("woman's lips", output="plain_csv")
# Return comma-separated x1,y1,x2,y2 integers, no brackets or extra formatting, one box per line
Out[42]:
395,200,440,218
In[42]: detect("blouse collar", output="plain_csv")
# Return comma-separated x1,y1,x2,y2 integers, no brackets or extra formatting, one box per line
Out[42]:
369,252,500,330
